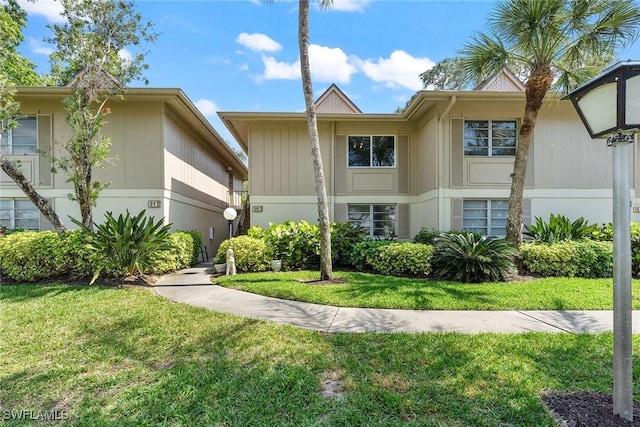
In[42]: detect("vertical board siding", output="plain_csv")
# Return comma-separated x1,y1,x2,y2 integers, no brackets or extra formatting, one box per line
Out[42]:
397,203,410,239
397,134,409,194
334,135,347,195
451,119,463,187
37,115,52,186
524,125,534,188
334,203,347,222
451,198,463,230
522,198,531,227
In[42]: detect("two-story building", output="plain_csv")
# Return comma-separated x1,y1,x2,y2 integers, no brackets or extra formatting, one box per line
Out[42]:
219,72,634,239
1,87,247,256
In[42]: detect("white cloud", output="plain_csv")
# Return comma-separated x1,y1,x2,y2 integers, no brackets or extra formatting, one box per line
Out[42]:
236,33,282,53
195,99,218,116
329,0,371,12
358,50,435,90
308,44,356,83
118,49,133,63
260,44,356,84
28,37,53,55
262,55,299,80
239,63,249,72
18,0,64,22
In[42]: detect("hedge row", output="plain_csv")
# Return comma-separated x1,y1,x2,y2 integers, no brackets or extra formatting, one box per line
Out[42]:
0,230,200,282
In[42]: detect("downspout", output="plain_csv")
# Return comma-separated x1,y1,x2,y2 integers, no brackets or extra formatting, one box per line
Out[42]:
330,120,335,220
437,95,456,230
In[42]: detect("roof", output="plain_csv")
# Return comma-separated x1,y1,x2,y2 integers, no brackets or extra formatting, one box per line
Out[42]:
474,68,526,92
16,86,248,179
314,84,362,113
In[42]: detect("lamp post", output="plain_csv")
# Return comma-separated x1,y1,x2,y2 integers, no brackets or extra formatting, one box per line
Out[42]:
223,207,237,240
564,60,640,422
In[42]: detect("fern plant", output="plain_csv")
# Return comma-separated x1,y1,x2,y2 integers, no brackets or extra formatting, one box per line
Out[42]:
72,210,172,282
431,233,516,283
524,214,597,242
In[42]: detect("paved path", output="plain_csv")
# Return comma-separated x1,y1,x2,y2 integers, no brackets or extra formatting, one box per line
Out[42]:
154,264,640,334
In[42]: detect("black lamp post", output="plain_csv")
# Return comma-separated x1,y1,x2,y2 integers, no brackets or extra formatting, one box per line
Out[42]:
564,60,640,422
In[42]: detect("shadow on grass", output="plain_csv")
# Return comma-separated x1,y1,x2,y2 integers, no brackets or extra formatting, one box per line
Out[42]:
0,282,116,303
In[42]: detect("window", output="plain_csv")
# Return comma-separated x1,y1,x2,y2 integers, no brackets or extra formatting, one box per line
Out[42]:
348,135,395,167
348,204,396,238
464,120,516,156
0,199,39,230
0,117,37,155
463,199,508,237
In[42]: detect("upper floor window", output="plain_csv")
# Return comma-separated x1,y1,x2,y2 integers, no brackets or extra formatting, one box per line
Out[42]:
1,117,37,155
0,199,40,230
348,135,395,167
464,120,516,156
462,199,508,237
348,204,396,238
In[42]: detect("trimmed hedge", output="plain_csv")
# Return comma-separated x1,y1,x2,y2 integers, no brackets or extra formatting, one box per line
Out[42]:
368,242,433,277
214,235,272,273
0,230,198,282
520,240,613,278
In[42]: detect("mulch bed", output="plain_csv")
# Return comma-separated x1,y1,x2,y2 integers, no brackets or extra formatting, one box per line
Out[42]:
543,391,640,426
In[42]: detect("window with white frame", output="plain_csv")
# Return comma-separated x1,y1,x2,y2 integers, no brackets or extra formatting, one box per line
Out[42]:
0,117,38,155
462,199,508,237
348,135,395,167
464,120,517,156
0,199,40,230
348,204,396,238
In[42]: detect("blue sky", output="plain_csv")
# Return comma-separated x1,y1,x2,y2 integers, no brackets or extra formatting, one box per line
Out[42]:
15,0,640,152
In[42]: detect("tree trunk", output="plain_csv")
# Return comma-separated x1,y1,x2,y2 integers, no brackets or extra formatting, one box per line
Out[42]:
298,0,333,280
0,154,67,233
506,67,553,248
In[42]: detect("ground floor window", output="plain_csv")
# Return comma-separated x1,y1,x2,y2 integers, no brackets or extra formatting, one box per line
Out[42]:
348,204,396,238
463,199,508,237
0,199,39,230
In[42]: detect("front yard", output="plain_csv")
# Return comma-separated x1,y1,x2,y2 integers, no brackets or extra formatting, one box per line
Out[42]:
215,271,640,310
2,282,640,426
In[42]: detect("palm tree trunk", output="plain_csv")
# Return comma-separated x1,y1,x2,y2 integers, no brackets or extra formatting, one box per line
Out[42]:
0,154,67,233
298,0,332,280
506,67,553,248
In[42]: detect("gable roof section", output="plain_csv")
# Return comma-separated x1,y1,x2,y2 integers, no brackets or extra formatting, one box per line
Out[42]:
314,84,362,113
474,68,525,92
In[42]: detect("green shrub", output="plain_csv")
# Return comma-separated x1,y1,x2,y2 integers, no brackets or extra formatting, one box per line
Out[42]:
414,228,482,245
330,222,367,267
349,240,396,271
72,210,172,281
215,235,272,272
146,232,195,274
591,222,640,276
178,229,203,265
520,240,613,278
248,220,320,269
0,231,69,281
431,233,516,283
368,242,433,277
524,214,597,242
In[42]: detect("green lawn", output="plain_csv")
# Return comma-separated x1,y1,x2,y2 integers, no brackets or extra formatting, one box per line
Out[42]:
2,283,640,426
214,271,640,310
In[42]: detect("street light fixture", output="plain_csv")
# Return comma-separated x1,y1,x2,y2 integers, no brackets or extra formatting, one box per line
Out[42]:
223,207,237,240
564,60,640,422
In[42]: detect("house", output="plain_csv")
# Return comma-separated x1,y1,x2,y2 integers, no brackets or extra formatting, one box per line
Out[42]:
1,87,248,257
219,73,636,240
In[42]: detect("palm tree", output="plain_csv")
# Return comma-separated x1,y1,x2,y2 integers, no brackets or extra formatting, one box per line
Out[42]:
460,0,640,248
299,0,333,279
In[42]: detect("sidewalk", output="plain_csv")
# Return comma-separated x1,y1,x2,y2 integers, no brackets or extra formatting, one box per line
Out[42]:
154,264,640,334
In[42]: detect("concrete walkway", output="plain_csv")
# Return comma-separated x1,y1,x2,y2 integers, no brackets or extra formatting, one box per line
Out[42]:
154,264,640,334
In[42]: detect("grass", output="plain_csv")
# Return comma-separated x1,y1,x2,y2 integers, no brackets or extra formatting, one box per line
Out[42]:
3,283,640,426
214,270,640,310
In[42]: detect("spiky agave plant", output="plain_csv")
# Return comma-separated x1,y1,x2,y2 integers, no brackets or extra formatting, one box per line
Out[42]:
432,233,517,283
